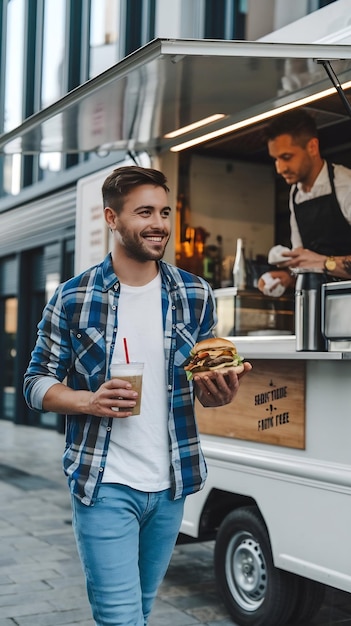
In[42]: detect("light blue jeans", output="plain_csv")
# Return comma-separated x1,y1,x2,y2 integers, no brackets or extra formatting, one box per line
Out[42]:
71,483,185,626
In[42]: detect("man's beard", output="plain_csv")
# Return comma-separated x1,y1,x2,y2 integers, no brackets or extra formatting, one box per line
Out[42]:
118,228,169,262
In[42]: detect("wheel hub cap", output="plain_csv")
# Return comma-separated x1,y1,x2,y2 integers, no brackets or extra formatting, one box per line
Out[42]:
225,532,268,612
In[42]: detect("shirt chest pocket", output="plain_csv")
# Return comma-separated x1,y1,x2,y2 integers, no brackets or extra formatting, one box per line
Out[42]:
70,327,106,376
173,322,198,367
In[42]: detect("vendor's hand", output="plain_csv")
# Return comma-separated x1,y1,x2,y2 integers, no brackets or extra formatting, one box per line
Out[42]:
258,270,295,295
286,247,325,272
194,361,252,408
275,250,295,268
87,378,138,417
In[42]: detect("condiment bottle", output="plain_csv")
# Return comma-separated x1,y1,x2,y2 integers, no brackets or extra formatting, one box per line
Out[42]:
232,238,246,290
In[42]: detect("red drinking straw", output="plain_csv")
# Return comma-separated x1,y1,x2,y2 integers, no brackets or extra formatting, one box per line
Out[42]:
123,338,130,364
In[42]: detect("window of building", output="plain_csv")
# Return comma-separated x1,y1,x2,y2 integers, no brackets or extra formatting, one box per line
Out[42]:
3,0,26,195
204,0,247,40
39,0,67,177
308,0,338,9
89,0,121,78
0,297,18,420
23,243,63,429
0,254,19,422
124,0,156,56
319,0,338,5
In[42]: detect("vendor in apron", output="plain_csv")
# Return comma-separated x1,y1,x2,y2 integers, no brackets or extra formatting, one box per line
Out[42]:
258,109,351,297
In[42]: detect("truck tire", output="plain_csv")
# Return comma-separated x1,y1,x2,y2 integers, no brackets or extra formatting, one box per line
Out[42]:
287,576,326,624
214,506,298,626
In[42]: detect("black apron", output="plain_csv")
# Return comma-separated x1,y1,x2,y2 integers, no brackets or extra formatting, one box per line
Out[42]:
292,162,351,257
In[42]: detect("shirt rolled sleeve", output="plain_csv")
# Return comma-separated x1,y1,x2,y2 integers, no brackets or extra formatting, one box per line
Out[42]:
28,377,61,411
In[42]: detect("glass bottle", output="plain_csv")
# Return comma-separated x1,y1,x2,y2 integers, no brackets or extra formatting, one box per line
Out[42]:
232,238,246,290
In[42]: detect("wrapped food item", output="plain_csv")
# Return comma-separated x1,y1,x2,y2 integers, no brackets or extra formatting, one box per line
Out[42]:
268,245,292,265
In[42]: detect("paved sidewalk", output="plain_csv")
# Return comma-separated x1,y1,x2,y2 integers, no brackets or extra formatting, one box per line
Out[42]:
0,420,351,626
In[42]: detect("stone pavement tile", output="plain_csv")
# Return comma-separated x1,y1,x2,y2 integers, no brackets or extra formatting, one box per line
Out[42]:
0,581,90,610
7,535,54,551
0,580,50,596
149,597,199,626
48,560,85,579
36,532,76,548
1,498,67,518
46,576,86,591
64,622,94,626
4,554,69,573
0,484,18,501
0,600,54,619
0,553,37,567
49,592,92,613
14,606,94,626
6,566,63,584
0,464,60,491
8,516,71,537
164,590,228,618
186,606,230,624
21,550,72,566
0,526,31,540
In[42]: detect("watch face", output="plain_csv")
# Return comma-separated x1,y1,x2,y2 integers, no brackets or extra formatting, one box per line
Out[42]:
325,258,336,271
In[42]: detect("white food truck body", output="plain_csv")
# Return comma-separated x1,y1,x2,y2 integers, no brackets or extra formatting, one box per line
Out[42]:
180,336,351,625
182,337,351,589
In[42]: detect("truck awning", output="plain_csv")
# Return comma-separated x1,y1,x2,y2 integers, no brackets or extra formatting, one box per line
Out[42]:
1,38,351,156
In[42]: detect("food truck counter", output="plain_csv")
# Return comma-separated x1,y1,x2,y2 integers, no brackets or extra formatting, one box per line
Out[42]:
215,280,351,358
228,335,351,360
197,332,351,456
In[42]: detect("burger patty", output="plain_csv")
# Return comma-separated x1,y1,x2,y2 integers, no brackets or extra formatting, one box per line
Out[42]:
204,355,234,367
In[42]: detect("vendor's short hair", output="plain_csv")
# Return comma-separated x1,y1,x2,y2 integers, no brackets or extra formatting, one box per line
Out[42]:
102,166,169,213
265,109,318,147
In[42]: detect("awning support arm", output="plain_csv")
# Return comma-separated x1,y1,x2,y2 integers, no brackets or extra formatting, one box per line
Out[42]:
317,59,351,118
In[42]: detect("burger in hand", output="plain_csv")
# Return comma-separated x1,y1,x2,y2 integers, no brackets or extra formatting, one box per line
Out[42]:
184,337,244,380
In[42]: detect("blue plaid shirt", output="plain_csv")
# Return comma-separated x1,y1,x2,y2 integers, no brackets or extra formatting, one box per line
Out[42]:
24,254,217,505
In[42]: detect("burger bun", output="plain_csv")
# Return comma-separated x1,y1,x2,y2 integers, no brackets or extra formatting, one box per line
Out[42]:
192,337,238,354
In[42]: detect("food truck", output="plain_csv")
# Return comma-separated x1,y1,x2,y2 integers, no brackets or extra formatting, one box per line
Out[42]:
2,37,351,626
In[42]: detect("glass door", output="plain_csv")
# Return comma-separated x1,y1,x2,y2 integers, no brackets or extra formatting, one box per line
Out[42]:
0,297,18,420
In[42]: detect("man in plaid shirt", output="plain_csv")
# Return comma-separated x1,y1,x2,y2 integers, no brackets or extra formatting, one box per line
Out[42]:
24,165,250,626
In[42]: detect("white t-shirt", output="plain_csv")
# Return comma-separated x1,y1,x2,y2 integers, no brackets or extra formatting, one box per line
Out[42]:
290,161,351,248
102,272,171,491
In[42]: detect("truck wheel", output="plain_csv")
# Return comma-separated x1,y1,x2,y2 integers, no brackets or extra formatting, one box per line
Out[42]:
214,506,298,626
287,576,325,624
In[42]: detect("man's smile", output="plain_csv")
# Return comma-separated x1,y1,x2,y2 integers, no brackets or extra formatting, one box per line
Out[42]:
143,234,166,242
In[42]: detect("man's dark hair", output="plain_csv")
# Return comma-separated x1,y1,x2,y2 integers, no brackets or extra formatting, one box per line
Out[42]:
264,109,318,147
102,166,169,213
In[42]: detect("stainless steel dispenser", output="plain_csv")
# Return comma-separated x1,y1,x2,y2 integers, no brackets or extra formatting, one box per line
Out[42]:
321,280,351,351
295,272,327,351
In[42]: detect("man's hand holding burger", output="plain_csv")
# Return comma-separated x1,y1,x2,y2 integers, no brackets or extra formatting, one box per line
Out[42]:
184,338,252,408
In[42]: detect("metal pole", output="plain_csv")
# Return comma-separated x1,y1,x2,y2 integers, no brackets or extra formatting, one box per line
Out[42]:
317,59,351,118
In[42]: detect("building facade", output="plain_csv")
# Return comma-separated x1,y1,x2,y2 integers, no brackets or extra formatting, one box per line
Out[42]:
0,0,341,428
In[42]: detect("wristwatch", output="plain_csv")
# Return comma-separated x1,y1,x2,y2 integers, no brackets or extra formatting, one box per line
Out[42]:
324,256,336,272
